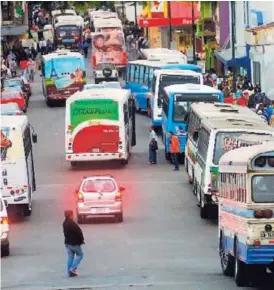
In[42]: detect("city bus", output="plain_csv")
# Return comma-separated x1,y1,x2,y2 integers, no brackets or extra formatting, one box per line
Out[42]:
93,18,123,33
1,115,37,217
65,89,136,166
139,48,187,63
89,10,118,31
54,15,84,51
124,59,202,114
150,69,203,128
185,103,267,186
218,142,274,286
91,30,127,69
194,117,274,219
51,9,76,25
41,50,86,107
162,84,224,162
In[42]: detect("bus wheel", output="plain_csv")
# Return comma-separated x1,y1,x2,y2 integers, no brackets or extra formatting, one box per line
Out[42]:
219,232,234,277
199,189,209,219
234,238,249,286
71,161,77,167
22,203,32,217
121,158,128,165
46,98,54,107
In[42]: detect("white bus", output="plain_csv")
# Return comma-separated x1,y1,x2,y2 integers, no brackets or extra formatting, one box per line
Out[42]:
140,48,187,63
194,117,274,219
185,103,267,186
1,116,37,216
65,89,136,166
218,142,274,286
150,69,203,127
51,9,76,25
93,18,123,32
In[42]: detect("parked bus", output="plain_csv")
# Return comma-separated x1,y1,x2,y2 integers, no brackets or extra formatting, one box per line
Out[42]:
218,142,274,286
185,103,267,186
65,89,136,166
1,116,37,217
91,30,127,69
54,15,84,51
194,117,274,219
162,84,224,162
41,50,86,107
124,59,202,114
150,69,203,127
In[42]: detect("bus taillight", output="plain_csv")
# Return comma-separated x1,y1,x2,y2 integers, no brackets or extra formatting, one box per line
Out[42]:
254,209,273,219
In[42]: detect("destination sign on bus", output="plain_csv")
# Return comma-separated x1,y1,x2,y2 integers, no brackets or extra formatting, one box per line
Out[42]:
174,94,220,102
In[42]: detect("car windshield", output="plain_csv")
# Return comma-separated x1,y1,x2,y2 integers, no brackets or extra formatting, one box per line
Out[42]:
82,179,116,192
173,100,191,122
252,175,274,203
4,79,21,87
96,63,116,70
213,132,271,165
103,83,120,89
0,103,20,112
1,91,21,99
85,85,104,90
160,74,200,89
3,86,22,93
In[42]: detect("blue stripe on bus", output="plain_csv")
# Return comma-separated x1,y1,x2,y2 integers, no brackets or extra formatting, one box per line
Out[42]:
220,204,255,218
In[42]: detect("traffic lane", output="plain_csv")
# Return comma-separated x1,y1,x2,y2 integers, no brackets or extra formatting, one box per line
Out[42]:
1,177,245,290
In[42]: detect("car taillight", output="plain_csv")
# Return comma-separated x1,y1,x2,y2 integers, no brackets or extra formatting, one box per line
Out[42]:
1,217,8,225
78,193,84,202
254,209,273,219
115,191,122,201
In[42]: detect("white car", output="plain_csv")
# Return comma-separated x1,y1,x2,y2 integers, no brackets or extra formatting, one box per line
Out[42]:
0,196,9,256
75,175,125,223
94,63,119,84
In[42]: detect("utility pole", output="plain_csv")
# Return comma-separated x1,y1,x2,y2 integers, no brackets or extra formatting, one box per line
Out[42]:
231,1,236,92
121,1,125,20
168,0,172,49
192,1,196,64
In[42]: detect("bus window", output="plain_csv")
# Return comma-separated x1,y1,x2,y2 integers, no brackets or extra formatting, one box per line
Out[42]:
124,103,129,125
148,68,154,88
126,65,130,82
134,65,140,82
173,98,191,122
151,74,156,94
252,175,274,203
197,128,210,162
130,65,135,82
162,90,169,116
139,65,144,84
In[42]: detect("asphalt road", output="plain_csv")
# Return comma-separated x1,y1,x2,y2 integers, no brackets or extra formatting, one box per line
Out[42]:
1,58,271,290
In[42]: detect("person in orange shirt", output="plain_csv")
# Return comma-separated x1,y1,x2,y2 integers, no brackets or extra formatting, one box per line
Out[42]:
168,132,180,171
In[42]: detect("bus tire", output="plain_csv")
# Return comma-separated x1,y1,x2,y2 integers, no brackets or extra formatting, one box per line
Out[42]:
121,159,128,165
22,203,32,217
199,189,208,219
219,231,234,277
234,238,249,287
46,98,54,107
71,161,77,167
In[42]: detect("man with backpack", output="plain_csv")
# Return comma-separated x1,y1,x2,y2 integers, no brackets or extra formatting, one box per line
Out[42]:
148,126,158,164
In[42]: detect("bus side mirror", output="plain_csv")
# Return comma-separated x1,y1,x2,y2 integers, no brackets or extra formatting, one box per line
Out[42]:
32,133,37,143
4,200,8,208
193,131,199,142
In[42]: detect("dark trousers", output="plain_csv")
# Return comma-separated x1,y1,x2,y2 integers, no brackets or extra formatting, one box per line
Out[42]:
83,47,88,58
149,144,157,164
171,153,179,170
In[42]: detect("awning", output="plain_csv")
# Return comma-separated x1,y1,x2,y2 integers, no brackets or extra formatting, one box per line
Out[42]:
214,48,249,68
1,25,28,36
138,17,198,27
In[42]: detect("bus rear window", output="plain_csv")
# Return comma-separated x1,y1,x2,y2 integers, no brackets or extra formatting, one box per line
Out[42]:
252,175,274,203
160,75,200,89
56,26,79,38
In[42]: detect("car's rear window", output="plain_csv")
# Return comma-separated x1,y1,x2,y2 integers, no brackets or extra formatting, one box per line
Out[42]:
82,179,116,192
96,63,115,70
4,79,21,87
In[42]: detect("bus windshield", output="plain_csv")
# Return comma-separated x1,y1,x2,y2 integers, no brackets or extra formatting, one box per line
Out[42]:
173,100,191,122
252,175,274,202
56,25,80,38
160,74,201,89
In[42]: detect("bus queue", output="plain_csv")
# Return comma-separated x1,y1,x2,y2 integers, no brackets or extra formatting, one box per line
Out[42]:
1,6,274,287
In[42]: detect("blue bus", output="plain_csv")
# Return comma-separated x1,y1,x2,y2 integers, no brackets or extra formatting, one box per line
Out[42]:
162,84,224,162
124,59,202,114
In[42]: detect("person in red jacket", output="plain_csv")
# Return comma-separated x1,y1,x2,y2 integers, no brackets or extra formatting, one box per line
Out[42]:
224,93,234,104
237,91,249,106
168,132,180,171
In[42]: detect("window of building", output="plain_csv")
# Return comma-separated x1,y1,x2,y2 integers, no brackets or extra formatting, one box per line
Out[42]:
252,61,261,86
1,2,13,22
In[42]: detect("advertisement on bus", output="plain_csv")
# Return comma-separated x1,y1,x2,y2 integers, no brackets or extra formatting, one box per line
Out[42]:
91,31,127,68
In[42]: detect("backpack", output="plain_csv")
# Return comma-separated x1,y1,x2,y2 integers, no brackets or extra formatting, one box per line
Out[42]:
151,139,158,151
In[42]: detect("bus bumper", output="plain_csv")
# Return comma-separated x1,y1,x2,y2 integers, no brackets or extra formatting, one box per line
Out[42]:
246,245,274,265
66,153,126,162
152,119,162,127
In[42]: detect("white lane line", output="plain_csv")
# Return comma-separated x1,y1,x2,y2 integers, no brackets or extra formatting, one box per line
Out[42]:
37,180,186,188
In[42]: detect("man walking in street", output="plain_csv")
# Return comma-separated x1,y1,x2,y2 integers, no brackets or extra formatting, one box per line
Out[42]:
168,132,180,171
63,210,84,277
83,41,89,58
148,126,158,164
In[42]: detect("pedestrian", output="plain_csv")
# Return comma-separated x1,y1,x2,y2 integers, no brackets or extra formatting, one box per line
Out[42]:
63,210,84,277
168,132,180,171
10,58,17,77
46,39,53,54
83,41,89,58
26,58,36,82
148,126,158,164
237,90,249,107
39,38,47,55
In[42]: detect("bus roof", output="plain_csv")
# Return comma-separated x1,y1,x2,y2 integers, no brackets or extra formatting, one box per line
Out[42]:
154,69,202,76
42,51,84,61
52,10,76,17
67,89,130,104
165,84,222,95
55,15,84,26
238,133,274,144
200,116,274,132
219,141,274,173
1,115,28,130
191,103,265,123
129,59,190,67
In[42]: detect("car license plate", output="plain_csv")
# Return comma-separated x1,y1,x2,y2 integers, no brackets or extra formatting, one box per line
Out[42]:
260,231,274,239
90,208,109,214
92,148,100,153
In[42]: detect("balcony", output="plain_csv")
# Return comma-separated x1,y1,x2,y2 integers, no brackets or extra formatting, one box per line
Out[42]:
245,22,274,46
196,19,216,38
